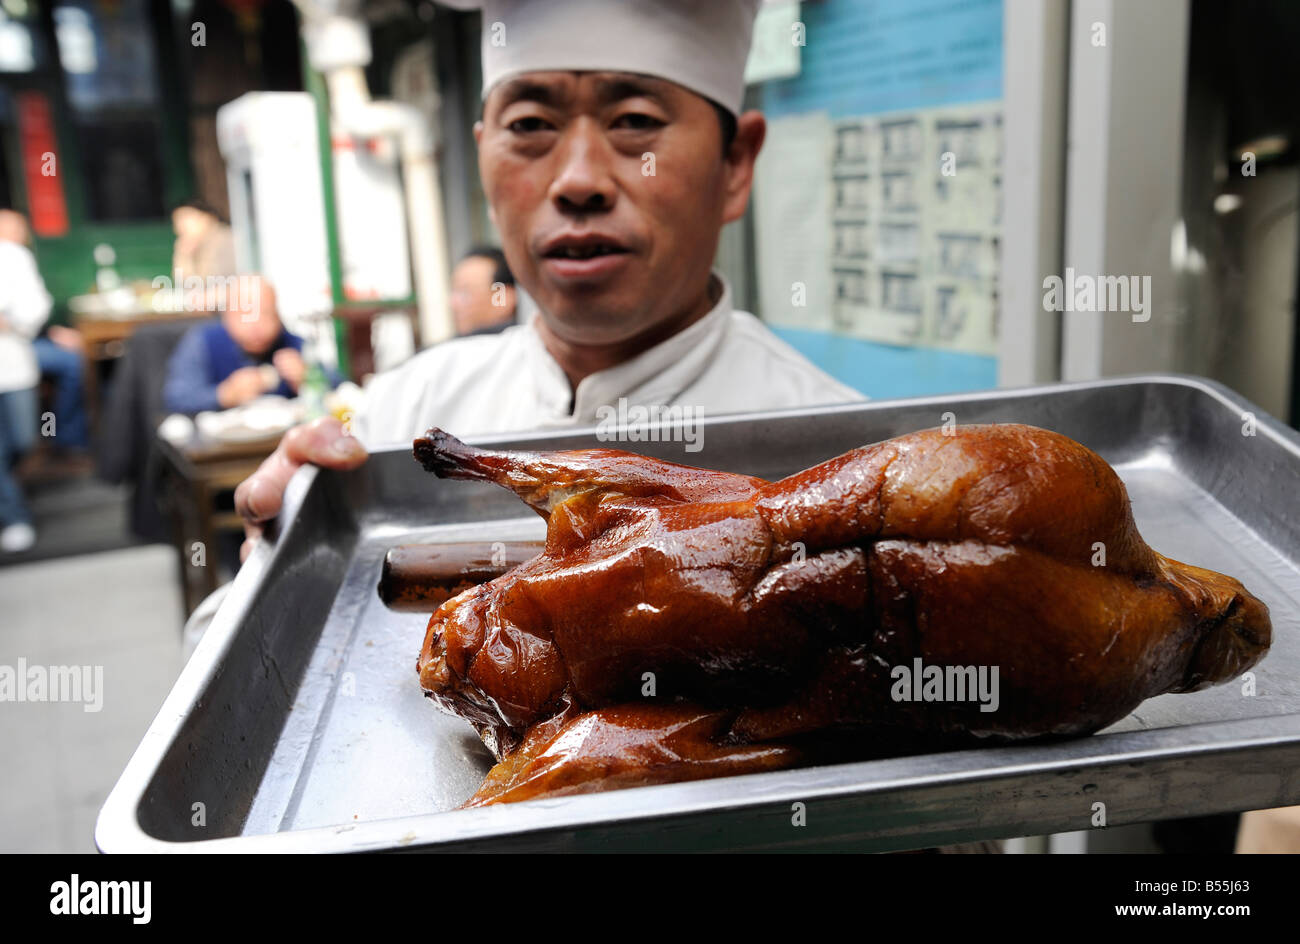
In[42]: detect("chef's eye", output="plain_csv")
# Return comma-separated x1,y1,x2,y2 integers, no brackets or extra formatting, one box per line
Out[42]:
612,113,664,131
508,116,554,134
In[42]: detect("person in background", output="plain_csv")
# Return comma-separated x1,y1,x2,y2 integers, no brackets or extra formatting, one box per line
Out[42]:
0,209,54,552
163,276,328,415
0,212,91,454
449,245,518,336
171,197,237,282
32,328,89,452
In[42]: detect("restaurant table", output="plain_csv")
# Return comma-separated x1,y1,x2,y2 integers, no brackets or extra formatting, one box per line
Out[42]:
156,428,283,616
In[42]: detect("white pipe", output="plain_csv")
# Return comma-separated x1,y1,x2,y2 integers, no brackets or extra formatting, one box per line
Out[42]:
402,146,454,345
324,68,454,345
292,2,455,347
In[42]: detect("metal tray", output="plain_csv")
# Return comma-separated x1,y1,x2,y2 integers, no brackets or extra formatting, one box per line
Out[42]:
97,374,1300,852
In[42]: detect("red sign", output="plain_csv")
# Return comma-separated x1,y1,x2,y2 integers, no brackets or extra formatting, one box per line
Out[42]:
16,92,70,238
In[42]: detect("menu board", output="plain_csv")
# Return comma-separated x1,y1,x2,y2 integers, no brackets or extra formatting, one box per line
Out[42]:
752,0,1003,358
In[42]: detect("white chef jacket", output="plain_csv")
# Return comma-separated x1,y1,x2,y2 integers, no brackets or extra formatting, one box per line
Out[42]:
355,270,864,448
0,241,53,394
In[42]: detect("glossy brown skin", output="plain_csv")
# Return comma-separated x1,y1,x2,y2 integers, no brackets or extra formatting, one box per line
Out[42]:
463,704,806,808
413,424,1272,804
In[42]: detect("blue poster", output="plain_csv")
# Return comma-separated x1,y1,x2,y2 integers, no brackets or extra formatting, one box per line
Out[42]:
763,0,1003,119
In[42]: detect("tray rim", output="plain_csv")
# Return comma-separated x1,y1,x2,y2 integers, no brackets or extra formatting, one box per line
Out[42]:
95,372,1300,852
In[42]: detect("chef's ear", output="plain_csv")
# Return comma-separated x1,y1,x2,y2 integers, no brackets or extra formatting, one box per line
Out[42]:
473,120,485,145
721,110,766,225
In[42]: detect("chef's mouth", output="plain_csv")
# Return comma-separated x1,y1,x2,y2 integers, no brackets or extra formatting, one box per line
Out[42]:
542,244,633,260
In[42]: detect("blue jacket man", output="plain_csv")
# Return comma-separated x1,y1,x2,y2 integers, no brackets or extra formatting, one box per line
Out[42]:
164,277,334,415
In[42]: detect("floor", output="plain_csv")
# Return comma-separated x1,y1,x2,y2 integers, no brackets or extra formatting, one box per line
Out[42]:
2,452,141,567
0,544,184,852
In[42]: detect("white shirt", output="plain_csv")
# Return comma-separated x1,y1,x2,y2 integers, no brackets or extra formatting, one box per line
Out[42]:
0,241,53,393
355,271,864,447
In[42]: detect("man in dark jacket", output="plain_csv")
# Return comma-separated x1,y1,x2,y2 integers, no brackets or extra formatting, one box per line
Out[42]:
450,246,518,337
163,277,310,414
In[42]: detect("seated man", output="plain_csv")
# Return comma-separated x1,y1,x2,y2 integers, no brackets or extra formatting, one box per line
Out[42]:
164,277,319,415
33,327,89,452
171,197,237,283
450,246,518,336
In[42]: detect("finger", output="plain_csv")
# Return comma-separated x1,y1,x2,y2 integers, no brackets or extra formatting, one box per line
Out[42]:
234,419,368,527
235,450,298,525
280,416,368,470
239,513,265,563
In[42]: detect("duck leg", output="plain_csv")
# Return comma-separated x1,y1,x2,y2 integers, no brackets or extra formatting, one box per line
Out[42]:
414,427,767,518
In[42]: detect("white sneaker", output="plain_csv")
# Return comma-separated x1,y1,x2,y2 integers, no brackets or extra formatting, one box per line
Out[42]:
0,523,36,553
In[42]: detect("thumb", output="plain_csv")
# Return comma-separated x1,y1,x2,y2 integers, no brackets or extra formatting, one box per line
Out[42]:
282,416,369,470
235,418,368,527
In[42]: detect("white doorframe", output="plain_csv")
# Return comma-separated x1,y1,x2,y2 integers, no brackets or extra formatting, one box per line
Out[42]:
1060,0,1191,380
999,0,1070,387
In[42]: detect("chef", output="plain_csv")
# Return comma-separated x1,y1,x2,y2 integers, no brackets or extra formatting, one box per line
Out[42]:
235,0,862,556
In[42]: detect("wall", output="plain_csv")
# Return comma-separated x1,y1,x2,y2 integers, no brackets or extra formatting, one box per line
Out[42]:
749,0,1004,399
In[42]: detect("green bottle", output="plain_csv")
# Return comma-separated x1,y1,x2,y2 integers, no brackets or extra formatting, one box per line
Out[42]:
299,332,330,420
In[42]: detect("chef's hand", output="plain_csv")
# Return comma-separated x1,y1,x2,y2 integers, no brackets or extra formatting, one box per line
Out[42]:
273,348,306,391
235,417,368,562
218,366,271,408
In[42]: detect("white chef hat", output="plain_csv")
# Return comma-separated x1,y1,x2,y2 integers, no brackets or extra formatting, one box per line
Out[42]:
437,0,760,115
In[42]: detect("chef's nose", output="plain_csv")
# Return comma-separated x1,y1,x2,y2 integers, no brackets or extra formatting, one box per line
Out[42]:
549,117,617,214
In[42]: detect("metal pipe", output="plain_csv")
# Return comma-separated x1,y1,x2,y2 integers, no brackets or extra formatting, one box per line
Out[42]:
293,2,454,346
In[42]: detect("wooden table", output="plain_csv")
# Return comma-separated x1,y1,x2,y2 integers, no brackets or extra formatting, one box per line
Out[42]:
156,429,283,616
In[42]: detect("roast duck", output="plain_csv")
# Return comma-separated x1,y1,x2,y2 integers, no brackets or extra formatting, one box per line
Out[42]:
409,423,1271,807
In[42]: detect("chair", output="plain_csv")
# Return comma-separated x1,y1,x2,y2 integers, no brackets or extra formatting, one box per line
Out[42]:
96,320,216,541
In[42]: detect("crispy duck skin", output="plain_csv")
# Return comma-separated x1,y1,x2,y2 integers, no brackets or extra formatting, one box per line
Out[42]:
461,704,808,807
412,424,1272,804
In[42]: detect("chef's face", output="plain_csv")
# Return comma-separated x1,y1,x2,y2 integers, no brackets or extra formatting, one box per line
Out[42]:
475,71,764,348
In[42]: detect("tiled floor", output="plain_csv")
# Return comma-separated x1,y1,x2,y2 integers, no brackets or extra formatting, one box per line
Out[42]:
0,544,184,852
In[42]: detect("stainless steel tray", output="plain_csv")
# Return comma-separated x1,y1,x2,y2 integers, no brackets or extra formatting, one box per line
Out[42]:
97,374,1300,852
